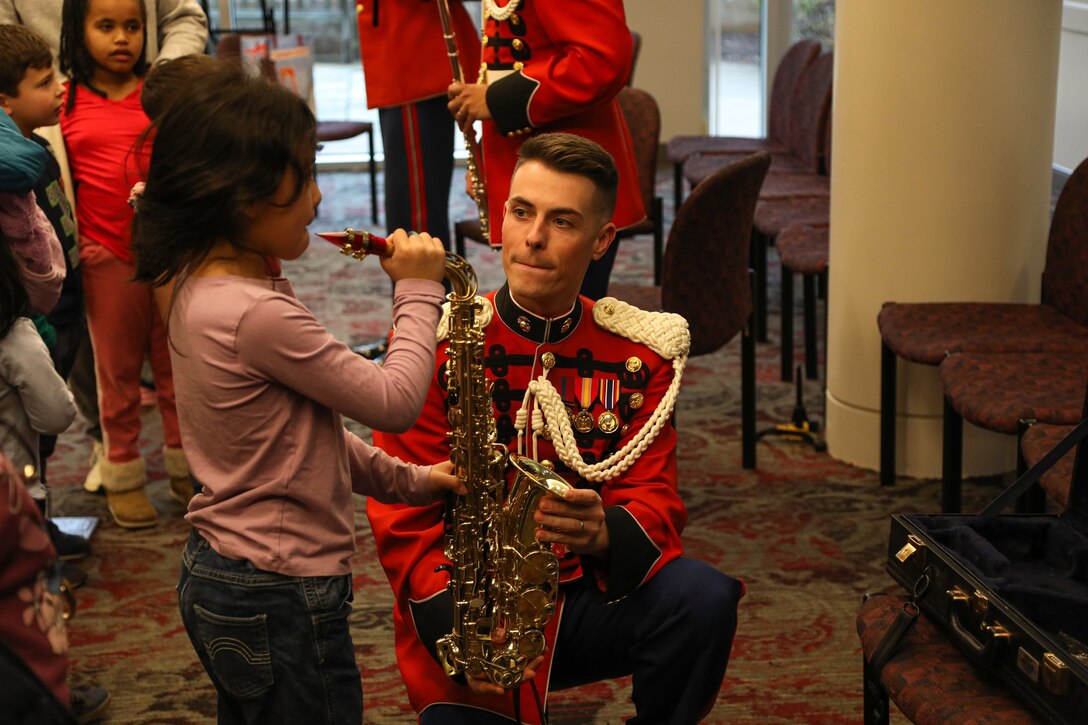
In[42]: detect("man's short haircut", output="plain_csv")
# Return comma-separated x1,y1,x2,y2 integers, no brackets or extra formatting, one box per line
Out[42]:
142,54,224,122
514,132,619,222
0,25,53,97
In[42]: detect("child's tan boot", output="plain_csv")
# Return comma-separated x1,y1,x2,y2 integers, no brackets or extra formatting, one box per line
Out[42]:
101,457,157,529
163,446,193,507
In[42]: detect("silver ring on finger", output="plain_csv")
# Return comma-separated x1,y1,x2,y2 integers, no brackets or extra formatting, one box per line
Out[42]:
578,519,584,534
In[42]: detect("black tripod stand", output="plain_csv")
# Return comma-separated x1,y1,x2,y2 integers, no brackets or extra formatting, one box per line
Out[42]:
756,365,827,452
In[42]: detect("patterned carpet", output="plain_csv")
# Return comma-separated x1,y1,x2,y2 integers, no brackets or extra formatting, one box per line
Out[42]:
44,166,1015,723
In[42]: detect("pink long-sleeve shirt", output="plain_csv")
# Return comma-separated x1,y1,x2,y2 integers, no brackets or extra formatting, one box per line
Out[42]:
169,274,445,577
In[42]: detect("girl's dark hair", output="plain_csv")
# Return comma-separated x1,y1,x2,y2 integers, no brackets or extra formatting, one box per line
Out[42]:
132,69,317,287
60,0,149,112
0,229,29,340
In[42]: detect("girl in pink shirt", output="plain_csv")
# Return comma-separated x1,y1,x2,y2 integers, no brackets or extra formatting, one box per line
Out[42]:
131,68,462,724
59,0,185,529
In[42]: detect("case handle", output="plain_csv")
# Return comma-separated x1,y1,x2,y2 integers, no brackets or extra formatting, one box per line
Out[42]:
946,586,1010,662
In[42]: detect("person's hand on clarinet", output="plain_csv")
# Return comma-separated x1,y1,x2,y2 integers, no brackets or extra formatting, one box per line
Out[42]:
448,81,491,132
380,229,447,283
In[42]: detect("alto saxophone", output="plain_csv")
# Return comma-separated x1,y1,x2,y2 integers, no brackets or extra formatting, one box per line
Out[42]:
318,228,569,688
439,288,571,688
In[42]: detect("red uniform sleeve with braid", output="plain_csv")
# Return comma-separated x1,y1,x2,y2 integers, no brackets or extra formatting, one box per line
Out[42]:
484,0,632,134
582,353,686,601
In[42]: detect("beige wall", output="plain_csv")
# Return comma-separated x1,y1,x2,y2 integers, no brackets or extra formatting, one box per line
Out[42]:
625,1,707,139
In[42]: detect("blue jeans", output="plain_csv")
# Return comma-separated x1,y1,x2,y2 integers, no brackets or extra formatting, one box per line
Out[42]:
177,530,361,725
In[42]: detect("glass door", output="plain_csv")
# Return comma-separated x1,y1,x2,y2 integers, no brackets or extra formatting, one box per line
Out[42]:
707,0,764,137
707,1,835,137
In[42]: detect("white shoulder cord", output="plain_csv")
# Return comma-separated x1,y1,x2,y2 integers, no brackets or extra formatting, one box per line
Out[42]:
436,296,493,342
483,0,521,22
513,298,690,482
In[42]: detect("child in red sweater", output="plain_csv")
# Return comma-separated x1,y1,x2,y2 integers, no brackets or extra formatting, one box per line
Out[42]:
58,0,187,529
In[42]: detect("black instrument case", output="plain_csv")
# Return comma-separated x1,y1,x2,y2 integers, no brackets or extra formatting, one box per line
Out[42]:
886,419,1088,724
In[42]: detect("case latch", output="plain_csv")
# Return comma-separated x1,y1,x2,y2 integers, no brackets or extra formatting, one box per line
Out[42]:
895,534,926,563
1042,652,1069,695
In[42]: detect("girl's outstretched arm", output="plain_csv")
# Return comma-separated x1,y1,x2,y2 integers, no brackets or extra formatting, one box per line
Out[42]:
344,434,463,503
235,279,445,431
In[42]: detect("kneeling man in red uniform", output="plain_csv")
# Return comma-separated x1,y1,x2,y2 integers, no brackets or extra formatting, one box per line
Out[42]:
369,133,742,725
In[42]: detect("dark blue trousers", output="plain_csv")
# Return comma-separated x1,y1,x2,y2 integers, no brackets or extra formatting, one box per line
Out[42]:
422,557,742,725
378,95,456,244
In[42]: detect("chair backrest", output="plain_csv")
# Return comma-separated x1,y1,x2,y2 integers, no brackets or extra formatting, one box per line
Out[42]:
615,86,661,219
628,30,642,86
823,110,833,176
1042,155,1088,326
661,152,772,355
767,39,821,146
786,52,834,174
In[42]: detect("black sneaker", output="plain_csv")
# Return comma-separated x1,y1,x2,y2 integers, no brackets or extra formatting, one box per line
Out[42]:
70,685,110,723
45,519,92,561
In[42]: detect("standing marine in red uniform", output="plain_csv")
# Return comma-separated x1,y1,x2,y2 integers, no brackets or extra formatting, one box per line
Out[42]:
369,134,741,724
356,0,480,241
447,0,644,300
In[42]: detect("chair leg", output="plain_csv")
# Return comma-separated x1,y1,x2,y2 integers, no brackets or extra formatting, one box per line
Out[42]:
1014,419,1047,513
780,266,794,382
368,129,378,224
803,273,818,380
652,196,664,286
880,341,897,487
742,269,757,469
863,660,891,725
742,319,757,470
751,230,769,343
941,398,963,514
673,162,683,217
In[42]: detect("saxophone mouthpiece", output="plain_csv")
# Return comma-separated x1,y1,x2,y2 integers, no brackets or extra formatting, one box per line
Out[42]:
316,228,392,259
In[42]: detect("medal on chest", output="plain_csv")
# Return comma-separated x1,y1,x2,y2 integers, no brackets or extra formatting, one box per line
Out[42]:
573,375,597,433
597,379,620,434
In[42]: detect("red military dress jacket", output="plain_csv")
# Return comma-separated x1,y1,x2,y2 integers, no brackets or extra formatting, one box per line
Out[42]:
369,286,688,722
356,0,481,108
476,0,645,246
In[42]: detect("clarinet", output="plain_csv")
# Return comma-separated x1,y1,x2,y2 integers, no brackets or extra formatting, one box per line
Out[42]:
435,0,490,245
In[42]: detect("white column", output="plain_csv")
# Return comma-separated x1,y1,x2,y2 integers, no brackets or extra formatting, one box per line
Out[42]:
825,0,1064,477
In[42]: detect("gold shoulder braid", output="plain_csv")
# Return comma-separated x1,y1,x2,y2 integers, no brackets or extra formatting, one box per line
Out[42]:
515,297,690,482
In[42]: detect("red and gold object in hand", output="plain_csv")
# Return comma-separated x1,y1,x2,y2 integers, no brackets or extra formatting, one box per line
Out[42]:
316,229,392,259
